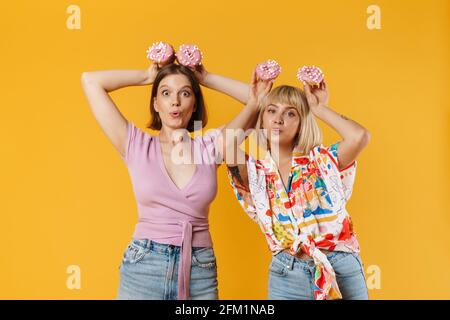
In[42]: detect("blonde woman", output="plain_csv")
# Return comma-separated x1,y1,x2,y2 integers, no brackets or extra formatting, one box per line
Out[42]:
222,68,371,300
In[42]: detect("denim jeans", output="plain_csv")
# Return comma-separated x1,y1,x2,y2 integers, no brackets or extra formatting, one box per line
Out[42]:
117,239,218,300
268,251,369,300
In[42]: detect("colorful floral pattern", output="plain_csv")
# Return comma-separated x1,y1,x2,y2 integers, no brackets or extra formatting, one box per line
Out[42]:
227,141,360,300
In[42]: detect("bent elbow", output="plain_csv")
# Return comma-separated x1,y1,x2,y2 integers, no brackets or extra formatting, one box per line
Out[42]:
358,129,371,148
81,72,92,85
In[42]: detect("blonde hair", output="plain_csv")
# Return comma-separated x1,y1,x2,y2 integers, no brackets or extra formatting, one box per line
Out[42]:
254,85,322,154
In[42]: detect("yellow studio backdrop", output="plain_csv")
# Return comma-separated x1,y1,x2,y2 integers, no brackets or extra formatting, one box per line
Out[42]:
0,0,449,299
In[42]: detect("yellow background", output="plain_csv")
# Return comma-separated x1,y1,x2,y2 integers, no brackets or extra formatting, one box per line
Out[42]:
1,0,449,299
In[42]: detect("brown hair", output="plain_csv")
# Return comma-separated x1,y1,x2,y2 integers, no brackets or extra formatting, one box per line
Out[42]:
147,64,208,132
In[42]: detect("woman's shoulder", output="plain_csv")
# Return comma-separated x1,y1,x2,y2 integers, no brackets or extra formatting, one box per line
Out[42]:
126,121,156,144
193,126,224,143
120,121,156,163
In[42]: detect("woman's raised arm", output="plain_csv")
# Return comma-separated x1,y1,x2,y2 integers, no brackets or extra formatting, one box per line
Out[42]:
189,65,250,104
221,69,273,188
304,81,371,170
81,64,160,158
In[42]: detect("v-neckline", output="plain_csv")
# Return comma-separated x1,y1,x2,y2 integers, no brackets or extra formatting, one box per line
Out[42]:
156,135,199,193
265,151,294,198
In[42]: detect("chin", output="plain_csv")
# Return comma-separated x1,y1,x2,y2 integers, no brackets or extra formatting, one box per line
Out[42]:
268,136,294,148
169,124,187,130
168,119,189,130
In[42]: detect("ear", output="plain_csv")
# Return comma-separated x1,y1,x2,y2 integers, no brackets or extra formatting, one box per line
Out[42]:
153,98,159,112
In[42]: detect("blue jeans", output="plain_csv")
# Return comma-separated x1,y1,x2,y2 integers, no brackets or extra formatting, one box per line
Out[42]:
117,239,218,300
268,251,369,300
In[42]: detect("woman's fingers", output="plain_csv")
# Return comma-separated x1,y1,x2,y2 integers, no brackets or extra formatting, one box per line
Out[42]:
304,82,312,96
194,65,203,73
320,80,326,90
150,62,160,73
250,68,274,103
264,80,273,94
251,68,258,86
303,83,317,105
199,64,207,73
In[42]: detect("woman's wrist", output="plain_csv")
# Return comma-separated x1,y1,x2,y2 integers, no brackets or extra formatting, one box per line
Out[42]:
311,104,329,117
201,72,214,88
140,69,154,86
245,99,259,112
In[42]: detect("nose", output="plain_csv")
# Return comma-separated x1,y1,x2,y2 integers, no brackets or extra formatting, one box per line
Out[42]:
272,115,283,125
171,95,180,107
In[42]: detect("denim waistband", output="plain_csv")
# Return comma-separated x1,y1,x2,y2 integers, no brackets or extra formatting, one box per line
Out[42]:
131,238,211,255
274,250,356,270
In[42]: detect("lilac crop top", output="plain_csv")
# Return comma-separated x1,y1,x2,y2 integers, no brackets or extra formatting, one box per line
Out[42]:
119,120,222,300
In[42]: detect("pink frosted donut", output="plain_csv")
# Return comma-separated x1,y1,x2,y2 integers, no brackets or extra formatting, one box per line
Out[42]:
256,59,281,81
146,41,175,64
175,44,203,67
296,65,324,86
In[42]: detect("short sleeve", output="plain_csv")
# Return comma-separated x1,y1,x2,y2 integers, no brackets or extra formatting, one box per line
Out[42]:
199,126,225,165
120,121,150,165
311,142,357,201
226,153,258,222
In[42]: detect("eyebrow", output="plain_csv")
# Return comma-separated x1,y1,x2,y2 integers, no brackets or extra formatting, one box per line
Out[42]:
159,85,193,91
268,104,297,111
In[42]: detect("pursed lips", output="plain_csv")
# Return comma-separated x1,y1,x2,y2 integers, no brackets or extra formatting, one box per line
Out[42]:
271,128,282,134
169,111,181,118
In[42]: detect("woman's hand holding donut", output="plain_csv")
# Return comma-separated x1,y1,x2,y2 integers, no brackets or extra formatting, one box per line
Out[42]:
141,63,160,85
248,68,274,108
187,64,209,85
304,80,329,115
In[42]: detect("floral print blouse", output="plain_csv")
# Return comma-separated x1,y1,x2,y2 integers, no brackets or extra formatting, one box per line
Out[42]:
227,142,360,300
